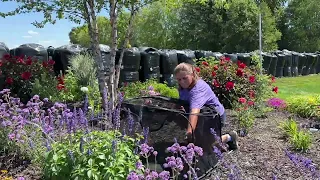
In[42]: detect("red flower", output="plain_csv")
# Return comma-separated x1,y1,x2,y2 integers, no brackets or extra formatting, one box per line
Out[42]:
3,54,10,60
225,56,231,61
213,79,220,87
5,77,13,84
21,72,32,80
249,90,255,98
236,69,244,77
272,86,278,94
195,67,200,72
42,61,48,67
271,76,276,83
48,59,55,65
17,57,24,64
249,76,255,83
237,60,246,69
57,84,65,90
57,76,65,85
238,97,247,104
212,71,216,77
0,60,2,67
202,61,209,66
248,101,254,106
213,65,219,70
25,58,32,65
225,81,234,90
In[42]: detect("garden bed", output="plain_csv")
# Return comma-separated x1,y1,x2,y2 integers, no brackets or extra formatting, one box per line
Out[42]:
214,109,320,179
1,109,319,179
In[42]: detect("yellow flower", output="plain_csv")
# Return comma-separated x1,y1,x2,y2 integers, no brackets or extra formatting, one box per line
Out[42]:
0,170,8,173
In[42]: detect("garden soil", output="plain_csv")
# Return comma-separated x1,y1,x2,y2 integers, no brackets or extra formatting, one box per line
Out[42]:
1,110,319,180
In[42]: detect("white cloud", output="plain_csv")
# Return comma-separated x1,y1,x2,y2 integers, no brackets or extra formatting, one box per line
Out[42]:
27,30,39,35
22,35,32,38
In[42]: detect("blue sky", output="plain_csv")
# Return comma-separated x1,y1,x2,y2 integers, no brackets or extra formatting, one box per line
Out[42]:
0,1,82,49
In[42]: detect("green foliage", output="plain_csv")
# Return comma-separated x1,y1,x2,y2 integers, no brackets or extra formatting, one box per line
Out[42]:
286,95,320,119
233,98,256,132
69,16,130,47
32,54,100,107
278,118,312,151
280,0,320,52
289,130,312,152
44,130,141,180
68,53,98,87
279,118,299,138
31,72,61,101
121,79,179,99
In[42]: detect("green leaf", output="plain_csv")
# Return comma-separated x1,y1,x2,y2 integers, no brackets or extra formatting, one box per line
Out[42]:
87,170,92,178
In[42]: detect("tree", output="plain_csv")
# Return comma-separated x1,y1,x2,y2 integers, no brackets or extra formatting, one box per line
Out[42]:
281,0,320,51
0,0,152,127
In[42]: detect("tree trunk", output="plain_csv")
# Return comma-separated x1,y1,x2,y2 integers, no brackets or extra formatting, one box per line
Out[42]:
109,0,118,110
114,6,137,89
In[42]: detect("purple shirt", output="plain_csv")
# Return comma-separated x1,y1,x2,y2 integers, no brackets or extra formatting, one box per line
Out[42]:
179,79,225,115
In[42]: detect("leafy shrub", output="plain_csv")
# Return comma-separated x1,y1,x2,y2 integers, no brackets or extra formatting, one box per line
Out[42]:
121,79,179,99
285,95,320,119
44,130,140,180
233,97,256,134
279,118,312,151
289,130,312,151
197,55,276,109
68,52,97,87
279,118,299,138
0,54,55,102
31,53,100,106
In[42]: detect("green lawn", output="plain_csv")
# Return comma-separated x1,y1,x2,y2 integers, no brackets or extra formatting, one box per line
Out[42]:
274,74,320,100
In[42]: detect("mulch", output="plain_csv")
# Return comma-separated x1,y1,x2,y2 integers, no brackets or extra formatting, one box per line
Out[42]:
212,109,320,180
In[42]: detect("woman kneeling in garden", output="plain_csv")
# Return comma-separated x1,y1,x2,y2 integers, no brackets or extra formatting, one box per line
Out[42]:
174,62,238,151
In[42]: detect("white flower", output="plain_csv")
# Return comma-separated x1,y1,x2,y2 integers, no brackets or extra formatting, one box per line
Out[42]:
80,87,89,93
88,106,93,110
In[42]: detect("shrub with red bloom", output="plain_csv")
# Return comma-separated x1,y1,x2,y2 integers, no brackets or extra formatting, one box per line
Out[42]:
0,54,55,101
196,55,274,109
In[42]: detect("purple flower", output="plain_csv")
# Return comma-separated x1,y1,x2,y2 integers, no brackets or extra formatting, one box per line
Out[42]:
127,109,134,134
17,177,25,180
135,161,144,170
158,171,170,180
143,127,149,143
285,150,320,178
127,171,139,180
139,143,154,156
267,98,287,109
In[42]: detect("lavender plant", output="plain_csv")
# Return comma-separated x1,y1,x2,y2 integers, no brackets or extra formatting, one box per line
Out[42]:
127,142,204,180
210,128,242,180
285,150,320,179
